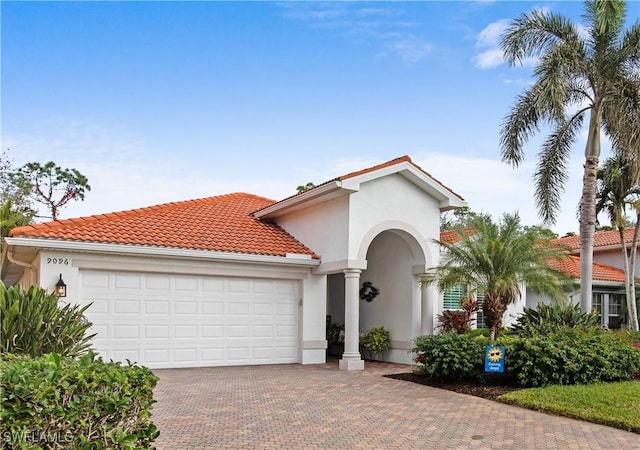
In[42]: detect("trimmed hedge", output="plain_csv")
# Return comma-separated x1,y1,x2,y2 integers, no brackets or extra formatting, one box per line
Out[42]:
0,352,159,449
504,328,640,387
412,328,640,387
412,332,487,381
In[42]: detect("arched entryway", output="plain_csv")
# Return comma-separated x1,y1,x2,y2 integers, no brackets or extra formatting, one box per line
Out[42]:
326,225,435,369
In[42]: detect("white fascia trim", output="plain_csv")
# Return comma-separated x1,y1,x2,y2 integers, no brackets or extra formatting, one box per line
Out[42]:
5,237,320,268
253,180,348,219
341,163,466,210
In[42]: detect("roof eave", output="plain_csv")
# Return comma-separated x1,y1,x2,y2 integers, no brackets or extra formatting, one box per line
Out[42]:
253,180,350,219
3,237,320,268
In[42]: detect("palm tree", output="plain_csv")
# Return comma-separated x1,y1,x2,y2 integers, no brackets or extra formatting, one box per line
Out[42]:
423,213,570,340
499,0,640,314
596,154,640,330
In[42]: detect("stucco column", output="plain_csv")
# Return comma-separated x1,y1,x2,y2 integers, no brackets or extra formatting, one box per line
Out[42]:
339,268,364,371
420,278,435,336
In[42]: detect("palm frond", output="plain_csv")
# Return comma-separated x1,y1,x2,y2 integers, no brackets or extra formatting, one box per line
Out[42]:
534,113,585,223
501,8,581,65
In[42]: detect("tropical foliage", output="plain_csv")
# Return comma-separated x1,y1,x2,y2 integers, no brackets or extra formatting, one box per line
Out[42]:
423,213,570,339
436,297,479,334
511,302,601,337
596,155,640,330
499,0,640,313
0,282,95,358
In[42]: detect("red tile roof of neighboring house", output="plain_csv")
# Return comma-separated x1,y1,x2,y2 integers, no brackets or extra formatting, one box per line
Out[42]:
547,255,626,282
9,193,318,258
552,228,637,251
439,231,626,283
439,228,475,244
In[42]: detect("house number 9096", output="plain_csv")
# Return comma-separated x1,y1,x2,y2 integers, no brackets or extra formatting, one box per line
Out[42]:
46,258,70,265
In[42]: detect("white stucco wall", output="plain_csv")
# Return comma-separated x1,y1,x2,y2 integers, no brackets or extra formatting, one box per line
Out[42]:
274,195,351,266
350,174,439,266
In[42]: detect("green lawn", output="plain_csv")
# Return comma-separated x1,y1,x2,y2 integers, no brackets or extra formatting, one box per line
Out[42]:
497,381,640,433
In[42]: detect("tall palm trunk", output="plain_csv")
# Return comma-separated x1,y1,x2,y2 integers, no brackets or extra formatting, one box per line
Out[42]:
628,214,640,331
618,225,634,328
579,111,601,313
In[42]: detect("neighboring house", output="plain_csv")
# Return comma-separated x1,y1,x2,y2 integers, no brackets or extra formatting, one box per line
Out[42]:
440,229,631,330
0,156,466,370
547,231,637,328
440,229,633,328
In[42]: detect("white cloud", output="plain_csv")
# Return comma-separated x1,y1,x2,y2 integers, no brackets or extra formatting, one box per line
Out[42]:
473,19,510,69
474,48,504,69
476,19,510,48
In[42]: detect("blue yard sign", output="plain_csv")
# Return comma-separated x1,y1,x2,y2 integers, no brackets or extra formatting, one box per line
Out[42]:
485,345,505,373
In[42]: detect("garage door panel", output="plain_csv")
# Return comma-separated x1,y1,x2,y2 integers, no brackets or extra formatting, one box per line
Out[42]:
144,275,170,290
79,270,299,368
173,348,197,363
175,325,198,339
114,299,140,314
145,299,170,314
228,302,249,316
144,349,169,364
174,301,197,315
174,277,198,291
202,301,224,315
228,279,250,293
114,274,141,289
145,325,169,339
202,325,223,338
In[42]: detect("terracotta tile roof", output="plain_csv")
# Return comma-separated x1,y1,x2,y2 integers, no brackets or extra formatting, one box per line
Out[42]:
548,255,626,282
552,228,637,251
9,193,318,258
439,228,475,244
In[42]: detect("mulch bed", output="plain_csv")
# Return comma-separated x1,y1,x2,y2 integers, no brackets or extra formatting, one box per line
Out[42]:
384,372,521,400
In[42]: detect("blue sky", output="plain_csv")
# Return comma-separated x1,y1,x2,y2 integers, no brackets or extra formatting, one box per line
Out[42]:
2,1,639,235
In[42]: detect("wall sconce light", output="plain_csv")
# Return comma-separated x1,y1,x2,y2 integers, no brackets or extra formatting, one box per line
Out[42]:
55,274,67,298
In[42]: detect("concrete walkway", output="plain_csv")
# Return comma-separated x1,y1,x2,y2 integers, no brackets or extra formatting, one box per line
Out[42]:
152,361,640,449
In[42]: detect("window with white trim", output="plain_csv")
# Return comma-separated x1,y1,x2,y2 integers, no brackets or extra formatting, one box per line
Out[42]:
592,291,626,329
443,285,464,309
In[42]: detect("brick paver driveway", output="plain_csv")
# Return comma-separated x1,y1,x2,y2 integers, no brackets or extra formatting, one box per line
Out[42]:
152,361,640,449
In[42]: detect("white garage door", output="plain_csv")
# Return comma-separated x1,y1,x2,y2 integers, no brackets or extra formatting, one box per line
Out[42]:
78,269,299,368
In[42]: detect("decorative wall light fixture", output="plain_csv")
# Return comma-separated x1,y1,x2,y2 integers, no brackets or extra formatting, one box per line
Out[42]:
55,274,67,297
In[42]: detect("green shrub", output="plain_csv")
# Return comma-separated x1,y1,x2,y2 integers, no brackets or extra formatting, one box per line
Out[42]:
362,326,390,354
412,332,487,381
465,328,490,338
503,327,640,387
1,282,95,357
511,302,600,337
0,352,159,449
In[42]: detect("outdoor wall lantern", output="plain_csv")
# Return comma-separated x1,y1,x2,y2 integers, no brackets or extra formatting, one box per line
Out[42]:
55,274,67,298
